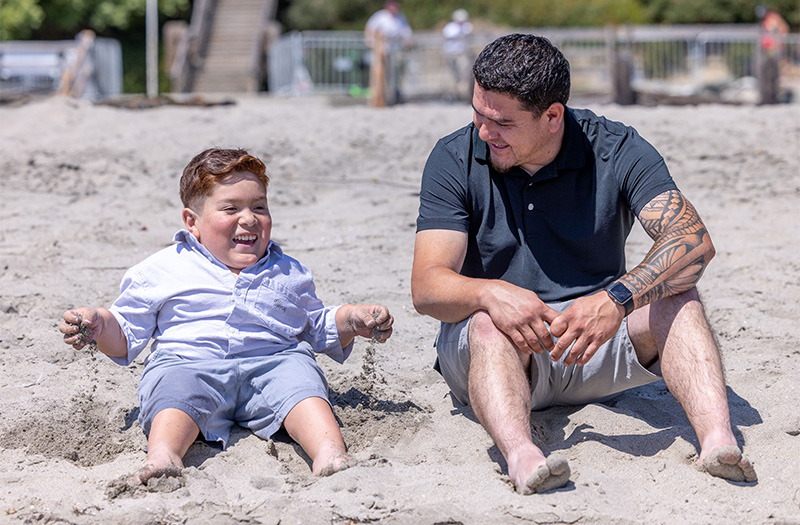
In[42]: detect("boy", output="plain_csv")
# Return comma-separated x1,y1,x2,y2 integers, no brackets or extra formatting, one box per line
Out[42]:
59,148,393,483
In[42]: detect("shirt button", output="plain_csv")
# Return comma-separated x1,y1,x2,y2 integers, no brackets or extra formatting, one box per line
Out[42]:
527,203,534,211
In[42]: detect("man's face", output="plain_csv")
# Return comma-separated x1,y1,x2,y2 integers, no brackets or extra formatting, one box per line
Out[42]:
183,171,272,274
471,83,560,174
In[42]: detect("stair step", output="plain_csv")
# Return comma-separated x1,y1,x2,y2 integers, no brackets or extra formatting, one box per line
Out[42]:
188,0,276,93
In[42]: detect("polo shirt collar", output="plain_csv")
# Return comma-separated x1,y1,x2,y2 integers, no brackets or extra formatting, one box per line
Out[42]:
554,107,587,171
472,106,587,181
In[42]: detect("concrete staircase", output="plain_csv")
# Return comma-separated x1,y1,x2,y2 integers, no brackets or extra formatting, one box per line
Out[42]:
191,0,276,93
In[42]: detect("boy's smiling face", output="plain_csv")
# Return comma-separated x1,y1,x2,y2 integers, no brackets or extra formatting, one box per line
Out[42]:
182,171,272,274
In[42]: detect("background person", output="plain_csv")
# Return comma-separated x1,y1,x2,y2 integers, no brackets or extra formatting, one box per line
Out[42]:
442,8,474,101
365,0,413,105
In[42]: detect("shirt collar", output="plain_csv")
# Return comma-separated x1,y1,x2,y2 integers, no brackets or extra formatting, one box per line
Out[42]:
471,106,587,181
554,107,587,171
173,229,282,271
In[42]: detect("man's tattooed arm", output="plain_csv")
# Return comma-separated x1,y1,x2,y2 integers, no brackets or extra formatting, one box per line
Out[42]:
618,190,715,309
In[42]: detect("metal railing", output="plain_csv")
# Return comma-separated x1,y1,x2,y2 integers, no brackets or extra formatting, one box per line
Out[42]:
268,25,800,103
0,34,122,101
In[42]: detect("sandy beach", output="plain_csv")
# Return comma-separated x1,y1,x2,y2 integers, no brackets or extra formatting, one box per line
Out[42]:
0,94,799,524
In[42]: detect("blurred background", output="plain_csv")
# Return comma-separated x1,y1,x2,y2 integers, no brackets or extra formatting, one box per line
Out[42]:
1,0,798,105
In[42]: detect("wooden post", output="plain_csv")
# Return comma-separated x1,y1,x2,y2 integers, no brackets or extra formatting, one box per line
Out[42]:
163,20,187,86
59,30,95,97
612,49,635,105
608,26,635,105
758,49,780,105
369,32,387,107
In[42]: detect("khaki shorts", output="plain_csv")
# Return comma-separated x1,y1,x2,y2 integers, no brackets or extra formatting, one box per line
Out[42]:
434,299,661,410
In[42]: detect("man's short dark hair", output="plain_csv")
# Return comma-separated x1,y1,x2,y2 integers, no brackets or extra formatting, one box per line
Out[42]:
472,33,571,116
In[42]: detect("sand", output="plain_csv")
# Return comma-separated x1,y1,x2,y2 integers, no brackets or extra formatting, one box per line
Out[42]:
0,94,798,524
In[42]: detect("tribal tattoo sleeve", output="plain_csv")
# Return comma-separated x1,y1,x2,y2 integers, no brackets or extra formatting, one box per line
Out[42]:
619,190,713,309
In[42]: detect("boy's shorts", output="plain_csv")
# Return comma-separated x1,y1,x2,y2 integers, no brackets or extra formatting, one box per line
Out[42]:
137,344,330,448
434,299,661,410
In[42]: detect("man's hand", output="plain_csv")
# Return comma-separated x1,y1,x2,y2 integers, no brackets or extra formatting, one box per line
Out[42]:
483,280,559,354
340,304,394,344
549,292,625,366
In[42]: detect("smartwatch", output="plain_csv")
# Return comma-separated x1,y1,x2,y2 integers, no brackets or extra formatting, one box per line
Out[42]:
605,282,634,316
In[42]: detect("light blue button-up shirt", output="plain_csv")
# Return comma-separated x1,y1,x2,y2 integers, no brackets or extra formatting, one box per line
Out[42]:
108,230,350,366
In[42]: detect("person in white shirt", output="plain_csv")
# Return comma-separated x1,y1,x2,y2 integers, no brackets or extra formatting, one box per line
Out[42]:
59,147,394,485
442,9,474,101
365,0,413,104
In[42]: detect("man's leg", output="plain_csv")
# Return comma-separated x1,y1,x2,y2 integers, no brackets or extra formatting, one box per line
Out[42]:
467,311,570,494
627,288,756,482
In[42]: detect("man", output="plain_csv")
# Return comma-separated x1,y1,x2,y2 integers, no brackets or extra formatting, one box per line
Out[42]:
411,33,756,495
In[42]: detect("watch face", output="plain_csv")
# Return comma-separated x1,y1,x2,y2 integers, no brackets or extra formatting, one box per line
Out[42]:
608,282,633,304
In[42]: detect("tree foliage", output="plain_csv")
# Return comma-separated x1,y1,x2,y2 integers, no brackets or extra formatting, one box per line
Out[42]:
279,0,799,31
4,0,796,41
641,0,799,26
284,0,378,30
1,0,190,41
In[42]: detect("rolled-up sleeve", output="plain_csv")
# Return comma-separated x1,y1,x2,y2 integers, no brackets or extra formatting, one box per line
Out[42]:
108,268,159,366
301,297,352,364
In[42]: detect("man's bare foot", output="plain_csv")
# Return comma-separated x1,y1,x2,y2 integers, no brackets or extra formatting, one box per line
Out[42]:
133,461,184,485
698,445,756,482
514,453,571,495
518,453,571,494
313,451,354,477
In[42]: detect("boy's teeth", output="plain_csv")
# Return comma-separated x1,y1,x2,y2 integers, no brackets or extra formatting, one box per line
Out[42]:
235,235,256,241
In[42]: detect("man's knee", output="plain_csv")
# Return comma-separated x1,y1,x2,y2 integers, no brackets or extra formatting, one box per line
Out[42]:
467,310,531,369
629,287,714,359
648,287,708,325
467,310,501,342
467,310,519,354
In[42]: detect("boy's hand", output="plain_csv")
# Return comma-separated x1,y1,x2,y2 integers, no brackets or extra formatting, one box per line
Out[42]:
60,308,102,350
346,304,394,343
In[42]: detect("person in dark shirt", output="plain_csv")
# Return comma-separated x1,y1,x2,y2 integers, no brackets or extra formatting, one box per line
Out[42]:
412,33,756,494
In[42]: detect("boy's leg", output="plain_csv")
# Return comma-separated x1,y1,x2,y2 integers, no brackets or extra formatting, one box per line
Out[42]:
282,396,352,476
135,408,199,484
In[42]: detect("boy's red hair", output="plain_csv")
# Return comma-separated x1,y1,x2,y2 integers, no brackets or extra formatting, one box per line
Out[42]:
180,148,269,209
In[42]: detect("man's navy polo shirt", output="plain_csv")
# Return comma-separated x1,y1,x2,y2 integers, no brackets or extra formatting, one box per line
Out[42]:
416,107,677,302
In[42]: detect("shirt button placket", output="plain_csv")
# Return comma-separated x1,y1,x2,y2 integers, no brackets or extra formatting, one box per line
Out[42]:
524,182,537,238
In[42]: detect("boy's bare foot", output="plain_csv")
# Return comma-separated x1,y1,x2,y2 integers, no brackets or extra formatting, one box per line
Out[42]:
516,454,571,495
134,460,184,485
313,451,354,477
699,445,757,482
105,460,184,499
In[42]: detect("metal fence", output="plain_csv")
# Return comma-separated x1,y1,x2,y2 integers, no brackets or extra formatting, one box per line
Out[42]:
0,36,122,101
269,25,800,103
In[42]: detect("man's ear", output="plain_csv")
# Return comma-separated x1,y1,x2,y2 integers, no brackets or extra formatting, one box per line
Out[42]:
544,102,565,133
182,208,199,238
